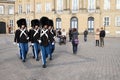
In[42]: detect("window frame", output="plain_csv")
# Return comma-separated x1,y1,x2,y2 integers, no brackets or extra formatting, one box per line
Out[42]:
8,5,14,15
88,0,96,12
103,16,110,27
115,16,120,27
104,0,110,10
18,5,22,14
0,5,4,14
56,18,62,29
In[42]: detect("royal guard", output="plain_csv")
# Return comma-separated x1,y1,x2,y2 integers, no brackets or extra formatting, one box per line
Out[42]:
14,18,29,62
28,25,35,59
48,19,56,60
29,19,41,61
39,17,50,68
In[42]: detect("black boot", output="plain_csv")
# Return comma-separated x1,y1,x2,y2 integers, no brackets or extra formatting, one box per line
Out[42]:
42,64,47,68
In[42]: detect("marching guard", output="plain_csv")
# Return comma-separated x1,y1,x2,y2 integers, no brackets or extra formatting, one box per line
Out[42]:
48,19,56,60
39,17,50,68
29,19,41,61
14,18,29,62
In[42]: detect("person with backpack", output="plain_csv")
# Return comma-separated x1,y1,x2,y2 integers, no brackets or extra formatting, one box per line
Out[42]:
71,28,79,54
100,27,106,47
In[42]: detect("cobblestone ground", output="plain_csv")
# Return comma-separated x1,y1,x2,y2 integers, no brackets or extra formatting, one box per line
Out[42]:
0,34,120,80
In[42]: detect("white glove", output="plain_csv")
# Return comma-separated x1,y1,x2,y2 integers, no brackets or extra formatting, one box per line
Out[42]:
17,43,19,46
52,42,55,45
27,37,29,40
13,42,16,45
31,43,34,46
38,40,41,43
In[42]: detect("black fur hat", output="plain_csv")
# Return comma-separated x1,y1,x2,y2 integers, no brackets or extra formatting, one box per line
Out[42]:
40,16,49,28
48,19,54,27
31,19,40,28
17,18,27,27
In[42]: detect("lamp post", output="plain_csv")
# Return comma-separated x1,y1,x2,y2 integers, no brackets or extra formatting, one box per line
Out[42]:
104,22,105,31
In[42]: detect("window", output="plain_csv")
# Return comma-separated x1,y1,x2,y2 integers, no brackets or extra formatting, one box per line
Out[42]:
45,3,51,12
115,17,120,26
104,0,110,10
88,17,94,32
56,18,62,29
57,0,63,12
9,20,14,33
18,5,22,14
104,17,110,26
116,0,120,9
0,6,4,14
10,20,14,27
8,5,14,14
26,19,30,27
26,4,30,14
36,3,41,13
71,17,78,29
88,0,96,12
72,0,79,11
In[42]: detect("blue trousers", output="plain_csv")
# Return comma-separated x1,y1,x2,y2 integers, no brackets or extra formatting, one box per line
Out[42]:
33,43,40,60
19,43,28,61
41,45,50,65
49,42,55,58
31,45,35,57
18,43,22,59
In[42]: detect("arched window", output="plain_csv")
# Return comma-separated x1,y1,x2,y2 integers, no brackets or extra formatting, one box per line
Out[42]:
56,18,62,29
70,17,78,29
88,17,94,32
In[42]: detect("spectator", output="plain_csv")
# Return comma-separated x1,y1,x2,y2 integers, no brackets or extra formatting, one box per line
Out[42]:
100,27,106,47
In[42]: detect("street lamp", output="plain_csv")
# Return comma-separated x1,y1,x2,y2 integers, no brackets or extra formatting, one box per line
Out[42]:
104,22,105,31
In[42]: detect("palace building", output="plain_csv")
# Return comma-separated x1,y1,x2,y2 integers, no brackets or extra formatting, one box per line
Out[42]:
0,0,120,37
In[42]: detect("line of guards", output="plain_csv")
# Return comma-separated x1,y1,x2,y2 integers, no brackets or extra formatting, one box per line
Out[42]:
14,17,56,68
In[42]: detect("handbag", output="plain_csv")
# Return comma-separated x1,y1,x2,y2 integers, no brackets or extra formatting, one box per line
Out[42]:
74,38,79,44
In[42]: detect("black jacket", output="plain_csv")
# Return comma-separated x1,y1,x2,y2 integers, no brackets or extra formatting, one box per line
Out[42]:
40,29,50,46
100,30,105,37
14,29,29,43
48,29,56,43
29,29,40,43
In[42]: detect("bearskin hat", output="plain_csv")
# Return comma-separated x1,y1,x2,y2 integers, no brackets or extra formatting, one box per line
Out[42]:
31,19,40,28
48,19,54,27
40,16,49,28
17,18,27,27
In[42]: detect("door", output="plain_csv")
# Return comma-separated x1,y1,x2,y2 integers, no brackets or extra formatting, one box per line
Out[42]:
0,22,6,34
